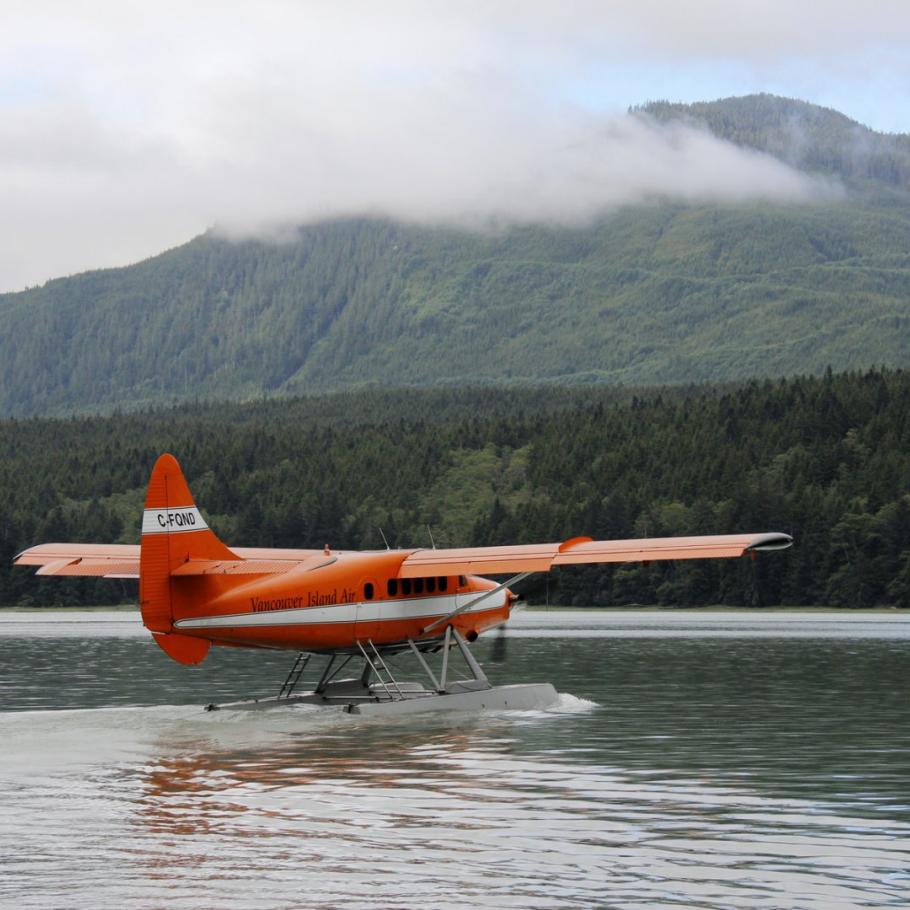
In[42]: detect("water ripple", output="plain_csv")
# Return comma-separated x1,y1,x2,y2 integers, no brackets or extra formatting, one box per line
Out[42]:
1,616,909,908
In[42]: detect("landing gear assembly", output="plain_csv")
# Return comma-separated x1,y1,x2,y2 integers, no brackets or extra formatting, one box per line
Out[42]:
205,625,557,715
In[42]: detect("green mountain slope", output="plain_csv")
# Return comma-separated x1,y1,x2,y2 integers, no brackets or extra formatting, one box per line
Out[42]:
1,95,909,416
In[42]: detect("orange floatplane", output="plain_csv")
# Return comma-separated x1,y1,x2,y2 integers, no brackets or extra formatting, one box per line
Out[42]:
15,454,792,714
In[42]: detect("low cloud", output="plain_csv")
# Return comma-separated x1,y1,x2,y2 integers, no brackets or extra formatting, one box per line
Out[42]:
208,107,841,238
0,1,883,291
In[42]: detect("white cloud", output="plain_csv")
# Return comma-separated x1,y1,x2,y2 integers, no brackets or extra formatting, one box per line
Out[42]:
0,1,900,292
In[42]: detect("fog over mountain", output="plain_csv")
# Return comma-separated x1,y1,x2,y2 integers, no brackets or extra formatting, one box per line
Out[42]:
2,1,908,291
209,113,839,239
0,94,908,417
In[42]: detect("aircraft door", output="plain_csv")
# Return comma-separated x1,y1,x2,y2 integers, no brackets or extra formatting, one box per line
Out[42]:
453,575,476,620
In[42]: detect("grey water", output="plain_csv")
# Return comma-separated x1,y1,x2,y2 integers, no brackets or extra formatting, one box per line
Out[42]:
1,611,908,909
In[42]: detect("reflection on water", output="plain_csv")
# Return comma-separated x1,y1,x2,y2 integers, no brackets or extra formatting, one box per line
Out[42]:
1,611,909,909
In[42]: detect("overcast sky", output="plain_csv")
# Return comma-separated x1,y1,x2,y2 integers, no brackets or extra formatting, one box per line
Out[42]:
1,1,907,293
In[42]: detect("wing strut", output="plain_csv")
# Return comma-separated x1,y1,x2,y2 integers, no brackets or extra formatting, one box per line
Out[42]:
421,571,532,635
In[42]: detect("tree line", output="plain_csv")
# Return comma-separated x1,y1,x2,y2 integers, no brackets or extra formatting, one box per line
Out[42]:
1,368,908,608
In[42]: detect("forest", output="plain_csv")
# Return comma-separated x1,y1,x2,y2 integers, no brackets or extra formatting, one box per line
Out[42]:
2,96,910,417
2,367,908,609
2,200,909,417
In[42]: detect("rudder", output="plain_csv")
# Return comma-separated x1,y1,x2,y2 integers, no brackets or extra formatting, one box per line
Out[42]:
139,454,236,647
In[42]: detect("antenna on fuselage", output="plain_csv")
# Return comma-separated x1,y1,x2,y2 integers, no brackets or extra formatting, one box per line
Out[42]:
378,527,391,550
427,525,437,549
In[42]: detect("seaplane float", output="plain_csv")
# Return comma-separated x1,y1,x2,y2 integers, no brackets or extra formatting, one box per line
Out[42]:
14,454,792,716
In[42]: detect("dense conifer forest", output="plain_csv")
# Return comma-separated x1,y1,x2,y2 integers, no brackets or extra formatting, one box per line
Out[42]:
1,96,908,417
3,368,908,609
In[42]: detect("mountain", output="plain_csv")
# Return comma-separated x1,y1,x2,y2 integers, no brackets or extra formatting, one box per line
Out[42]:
1,95,909,416
637,94,910,192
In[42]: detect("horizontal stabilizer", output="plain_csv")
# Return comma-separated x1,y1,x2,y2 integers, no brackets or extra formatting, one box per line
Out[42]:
14,543,329,579
170,555,336,576
36,558,141,579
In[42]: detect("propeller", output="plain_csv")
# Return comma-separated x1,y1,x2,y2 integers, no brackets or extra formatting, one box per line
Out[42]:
490,623,508,663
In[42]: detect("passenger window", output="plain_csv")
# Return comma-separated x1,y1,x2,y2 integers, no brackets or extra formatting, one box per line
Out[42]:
402,578,412,596
438,577,448,592
458,575,467,587
387,579,398,597
364,582,374,600
427,577,436,593
414,578,424,595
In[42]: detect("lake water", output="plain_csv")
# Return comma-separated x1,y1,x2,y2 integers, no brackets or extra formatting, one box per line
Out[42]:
1,610,908,909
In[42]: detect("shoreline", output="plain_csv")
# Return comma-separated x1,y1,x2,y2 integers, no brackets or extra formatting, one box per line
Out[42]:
0,605,907,615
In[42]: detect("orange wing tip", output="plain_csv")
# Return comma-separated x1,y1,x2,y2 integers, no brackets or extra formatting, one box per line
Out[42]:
152,632,211,665
558,536,594,552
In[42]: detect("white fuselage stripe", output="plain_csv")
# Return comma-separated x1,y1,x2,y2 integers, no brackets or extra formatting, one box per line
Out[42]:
173,592,503,630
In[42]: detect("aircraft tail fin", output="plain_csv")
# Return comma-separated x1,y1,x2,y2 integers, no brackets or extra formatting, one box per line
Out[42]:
139,453,236,662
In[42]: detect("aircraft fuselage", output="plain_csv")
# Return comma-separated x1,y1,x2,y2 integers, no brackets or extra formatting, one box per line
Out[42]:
167,550,510,652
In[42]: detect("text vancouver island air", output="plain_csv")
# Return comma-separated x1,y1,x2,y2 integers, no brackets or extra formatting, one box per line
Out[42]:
251,589,358,612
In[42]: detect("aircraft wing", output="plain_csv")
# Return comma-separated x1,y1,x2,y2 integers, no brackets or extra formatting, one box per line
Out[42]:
14,533,791,580
396,532,793,577
13,543,325,578
13,543,142,578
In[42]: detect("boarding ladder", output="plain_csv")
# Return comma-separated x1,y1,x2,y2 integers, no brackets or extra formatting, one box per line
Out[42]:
277,652,312,700
357,639,406,702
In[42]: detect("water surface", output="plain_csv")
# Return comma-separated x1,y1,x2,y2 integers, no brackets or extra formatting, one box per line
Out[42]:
1,610,908,908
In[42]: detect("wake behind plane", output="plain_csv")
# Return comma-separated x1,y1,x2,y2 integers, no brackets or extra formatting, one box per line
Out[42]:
15,454,792,715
